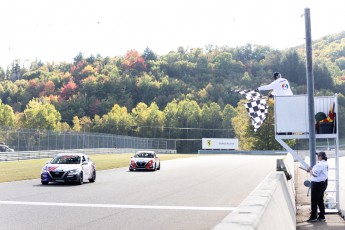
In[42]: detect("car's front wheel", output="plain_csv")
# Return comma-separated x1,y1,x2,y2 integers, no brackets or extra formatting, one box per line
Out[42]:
157,162,160,170
77,172,83,185
89,170,96,183
41,181,49,185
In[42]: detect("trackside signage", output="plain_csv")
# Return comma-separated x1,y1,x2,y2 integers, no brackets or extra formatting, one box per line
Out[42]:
202,138,238,150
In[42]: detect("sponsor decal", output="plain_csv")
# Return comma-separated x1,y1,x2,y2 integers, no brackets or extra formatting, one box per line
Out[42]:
281,83,289,90
48,166,59,171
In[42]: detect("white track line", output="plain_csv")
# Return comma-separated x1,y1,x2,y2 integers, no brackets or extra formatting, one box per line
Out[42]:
0,201,235,211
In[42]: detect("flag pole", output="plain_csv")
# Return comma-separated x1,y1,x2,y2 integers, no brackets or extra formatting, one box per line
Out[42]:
304,8,316,167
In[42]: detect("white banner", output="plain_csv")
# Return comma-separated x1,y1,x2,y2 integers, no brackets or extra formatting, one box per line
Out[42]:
202,138,238,150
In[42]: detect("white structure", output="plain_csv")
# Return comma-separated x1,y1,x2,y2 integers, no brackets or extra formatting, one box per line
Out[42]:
274,95,339,211
202,138,238,150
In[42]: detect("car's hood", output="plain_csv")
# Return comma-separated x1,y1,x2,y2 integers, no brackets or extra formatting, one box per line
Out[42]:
133,157,153,162
43,164,82,172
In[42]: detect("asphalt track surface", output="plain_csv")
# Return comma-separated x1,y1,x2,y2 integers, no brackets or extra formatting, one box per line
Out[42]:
0,154,282,230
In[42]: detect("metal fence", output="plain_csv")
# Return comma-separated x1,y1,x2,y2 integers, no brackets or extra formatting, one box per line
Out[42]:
0,127,176,152
0,148,177,162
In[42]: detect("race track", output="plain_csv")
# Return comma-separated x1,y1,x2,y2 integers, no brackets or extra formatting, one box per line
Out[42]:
0,154,283,230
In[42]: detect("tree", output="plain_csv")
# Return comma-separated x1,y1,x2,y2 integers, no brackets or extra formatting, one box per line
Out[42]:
39,81,55,97
99,104,133,135
222,104,237,138
72,116,81,131
232,99,294,150
146,102,165,138
314,63,334,90
122,50,146,73
163,99,180,138
73,52,84,65
142,47,157,61
175,99,201,152
279,50,306,86
79,116,93,132
251,99,281,150
23,98,61,130
0,100,15,127
200,102,222,138
232,99,255,150
60,80,77,100
0,67,5,81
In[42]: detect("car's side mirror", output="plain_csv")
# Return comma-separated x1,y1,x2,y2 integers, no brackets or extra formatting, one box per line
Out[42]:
82,161,88,165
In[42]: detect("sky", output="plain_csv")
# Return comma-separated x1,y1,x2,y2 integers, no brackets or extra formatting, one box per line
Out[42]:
0,0,344,69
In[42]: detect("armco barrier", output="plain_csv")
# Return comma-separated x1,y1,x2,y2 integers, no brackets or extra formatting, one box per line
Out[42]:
213,154,296,230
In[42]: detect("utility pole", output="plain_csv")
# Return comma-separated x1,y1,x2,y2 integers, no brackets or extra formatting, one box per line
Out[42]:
304,8,316,167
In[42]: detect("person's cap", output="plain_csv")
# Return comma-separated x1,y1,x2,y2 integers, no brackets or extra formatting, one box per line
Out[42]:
273,72,281,79
316,151,327,160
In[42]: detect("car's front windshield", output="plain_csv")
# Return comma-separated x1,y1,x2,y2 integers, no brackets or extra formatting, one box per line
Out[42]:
134,153,154,158
51,155,81,164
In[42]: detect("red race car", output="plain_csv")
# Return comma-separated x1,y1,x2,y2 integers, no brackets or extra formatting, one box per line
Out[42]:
129,151,160,171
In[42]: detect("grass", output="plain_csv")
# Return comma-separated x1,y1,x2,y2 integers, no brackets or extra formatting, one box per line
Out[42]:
0,153,197,183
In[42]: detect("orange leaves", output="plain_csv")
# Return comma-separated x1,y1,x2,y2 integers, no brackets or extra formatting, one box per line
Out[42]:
59,80,77,100
39,81,55,97
122,49,146,71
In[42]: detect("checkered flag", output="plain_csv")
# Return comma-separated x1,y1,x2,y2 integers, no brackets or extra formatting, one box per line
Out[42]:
235,90,268,131
236,89,263,101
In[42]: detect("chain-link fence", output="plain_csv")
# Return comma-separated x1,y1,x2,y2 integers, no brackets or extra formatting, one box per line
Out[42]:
0,127,176,152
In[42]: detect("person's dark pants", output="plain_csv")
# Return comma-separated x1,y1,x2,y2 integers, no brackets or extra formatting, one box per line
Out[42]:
310,181,327,218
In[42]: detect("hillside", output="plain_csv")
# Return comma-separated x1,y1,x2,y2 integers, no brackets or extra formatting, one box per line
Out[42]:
0,32,344,151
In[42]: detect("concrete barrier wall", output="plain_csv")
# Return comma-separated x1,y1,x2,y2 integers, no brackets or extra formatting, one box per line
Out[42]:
213,154,296,230
340,156,345,218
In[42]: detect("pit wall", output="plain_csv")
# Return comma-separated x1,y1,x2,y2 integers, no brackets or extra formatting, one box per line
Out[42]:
213,154,296,230
340,156,345,218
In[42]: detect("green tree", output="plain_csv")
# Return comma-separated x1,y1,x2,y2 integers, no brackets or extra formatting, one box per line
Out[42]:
279,50,306,86
0,100,15,127
252,100,282,150
23,98,61,130
175,99,201,152
72,116,81,131
232,99,295,150
142,47,157,61
163,99,180,139
314,63,334,90
200,102,222,138
99,104,133,135
232,99,255,150
222,104,237,138
131,102,165,137
79,116,93,132
0,67,5,81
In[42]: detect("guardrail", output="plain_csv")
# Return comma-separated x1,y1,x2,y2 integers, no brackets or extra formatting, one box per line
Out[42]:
0,148,177,162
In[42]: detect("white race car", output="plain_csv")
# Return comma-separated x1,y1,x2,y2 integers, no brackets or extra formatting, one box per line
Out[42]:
129,150,160,171
41,153,96,185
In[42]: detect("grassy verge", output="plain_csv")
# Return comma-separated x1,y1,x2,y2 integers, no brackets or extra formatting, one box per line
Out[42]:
0,153,197,183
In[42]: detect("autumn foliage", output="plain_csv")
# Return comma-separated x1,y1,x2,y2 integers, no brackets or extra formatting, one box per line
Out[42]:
122,49,146,72
60,80,77,100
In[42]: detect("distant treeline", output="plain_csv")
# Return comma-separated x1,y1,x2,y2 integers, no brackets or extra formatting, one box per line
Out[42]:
0,31,345,152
